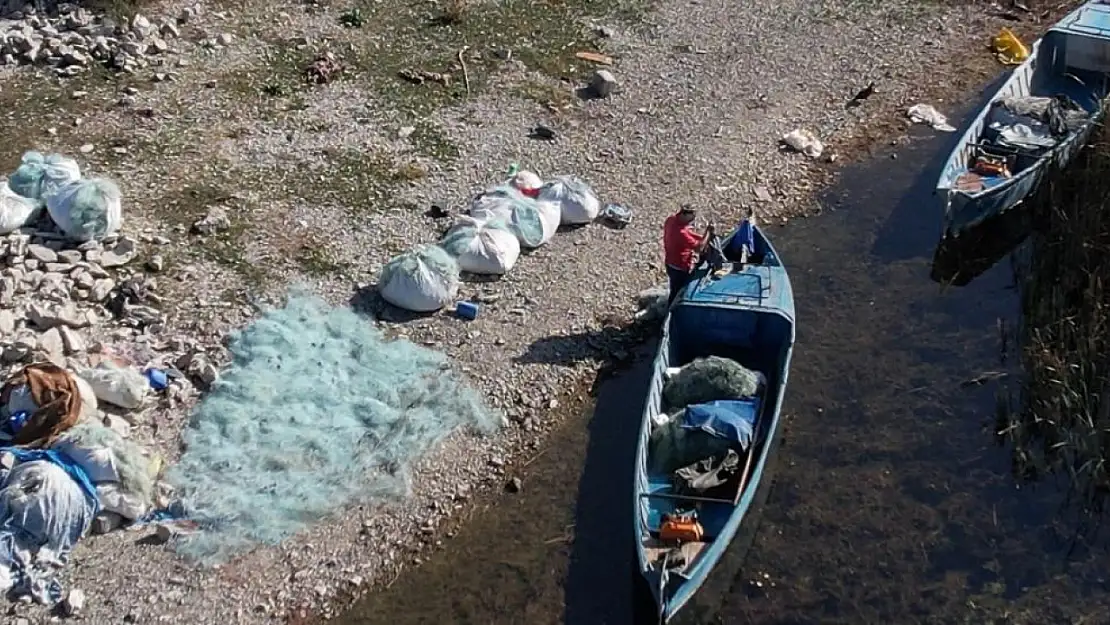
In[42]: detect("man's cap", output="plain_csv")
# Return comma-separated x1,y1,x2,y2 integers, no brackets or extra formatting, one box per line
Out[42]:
678,205,695,214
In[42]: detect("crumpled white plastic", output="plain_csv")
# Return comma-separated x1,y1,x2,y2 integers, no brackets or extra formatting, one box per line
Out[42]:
907,103,956,132
782,128,824,158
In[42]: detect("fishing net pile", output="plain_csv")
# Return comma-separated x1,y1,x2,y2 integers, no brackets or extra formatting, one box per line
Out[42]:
634,284,669,322
650,357,763,475
662,356,761,409
164,290,499,564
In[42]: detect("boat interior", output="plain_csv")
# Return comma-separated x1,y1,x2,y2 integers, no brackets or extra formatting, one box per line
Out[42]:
956,29,1110,195
639,230,792,576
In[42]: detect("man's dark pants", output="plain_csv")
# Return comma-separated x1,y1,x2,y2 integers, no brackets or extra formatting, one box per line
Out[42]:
666,264,693,306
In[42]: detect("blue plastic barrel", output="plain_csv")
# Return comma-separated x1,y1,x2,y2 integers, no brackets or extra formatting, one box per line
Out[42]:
456,301,479,320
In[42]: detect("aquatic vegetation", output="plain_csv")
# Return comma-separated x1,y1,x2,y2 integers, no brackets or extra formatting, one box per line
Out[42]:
997,127,1110,531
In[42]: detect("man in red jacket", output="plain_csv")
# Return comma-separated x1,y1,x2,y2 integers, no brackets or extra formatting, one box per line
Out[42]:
663,205,714,305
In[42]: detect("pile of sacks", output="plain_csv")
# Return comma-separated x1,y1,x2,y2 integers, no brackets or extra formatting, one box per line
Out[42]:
1,150,124,242
0,362,162,605
378,170,602,313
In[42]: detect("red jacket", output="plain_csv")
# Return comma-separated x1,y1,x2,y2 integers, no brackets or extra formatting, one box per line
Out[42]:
663,214,702,272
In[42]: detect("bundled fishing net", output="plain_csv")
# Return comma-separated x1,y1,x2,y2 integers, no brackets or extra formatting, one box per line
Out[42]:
52,420,157,505
508,202,545,248
46,178,123,241
648,412,734,475
164,289,499,564
377,244,459,312
469,185,552,248
439,217,520,274
634,284,669,322
8,151,81,201
662,356,761,409
0,185,43,234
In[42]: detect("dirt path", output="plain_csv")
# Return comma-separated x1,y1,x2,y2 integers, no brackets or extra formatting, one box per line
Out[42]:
0,0,1068,622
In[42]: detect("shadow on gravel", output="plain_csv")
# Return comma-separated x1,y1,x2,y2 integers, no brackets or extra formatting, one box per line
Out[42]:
347,286,438,323
514,323,652,370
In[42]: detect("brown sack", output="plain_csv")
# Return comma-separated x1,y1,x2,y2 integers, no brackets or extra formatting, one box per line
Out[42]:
0,362,83,448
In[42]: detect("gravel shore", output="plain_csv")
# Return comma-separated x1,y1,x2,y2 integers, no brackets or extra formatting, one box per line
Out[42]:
0,0,1065,622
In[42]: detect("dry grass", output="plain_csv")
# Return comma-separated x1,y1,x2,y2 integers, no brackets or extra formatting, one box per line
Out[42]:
435,0,472,25
998,126,1110,527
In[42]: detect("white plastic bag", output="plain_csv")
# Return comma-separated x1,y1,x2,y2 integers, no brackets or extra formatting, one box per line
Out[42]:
96,482,147,520
77,362,149,410
8,151,81,201
440,216,521,275
0,459,95,562
534,197,561,242
907,103,957,132
509,170,543,194
782,129,824,158
539,176,601,225
0,184,42,234
39,155,81,200
378,244,460,312
45,178,123,242
72,374,98,420
51,440,119,484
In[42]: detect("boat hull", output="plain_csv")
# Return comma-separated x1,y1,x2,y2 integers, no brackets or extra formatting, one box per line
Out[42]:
942,119,1099,236
632,224,795,623
935,1,1110,238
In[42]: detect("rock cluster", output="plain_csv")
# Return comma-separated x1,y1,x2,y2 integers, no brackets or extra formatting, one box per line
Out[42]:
0,229,165,367
0,3,192,76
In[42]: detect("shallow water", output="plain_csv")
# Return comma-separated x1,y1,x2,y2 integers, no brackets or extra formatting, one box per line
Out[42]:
332,128,1110,624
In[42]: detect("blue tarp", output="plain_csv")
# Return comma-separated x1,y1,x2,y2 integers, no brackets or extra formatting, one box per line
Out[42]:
0,456,97,604
679,399,759,451
2,447,100,513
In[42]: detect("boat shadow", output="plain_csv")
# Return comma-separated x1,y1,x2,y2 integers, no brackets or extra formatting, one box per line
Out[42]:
561,342,655,625
929,198,1037,287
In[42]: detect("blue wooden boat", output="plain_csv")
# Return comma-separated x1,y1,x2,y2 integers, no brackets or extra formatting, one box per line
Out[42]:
936,0,1110,237
632,222,795,623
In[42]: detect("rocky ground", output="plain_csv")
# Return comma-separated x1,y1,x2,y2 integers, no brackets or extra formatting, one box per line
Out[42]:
0,0,1070,622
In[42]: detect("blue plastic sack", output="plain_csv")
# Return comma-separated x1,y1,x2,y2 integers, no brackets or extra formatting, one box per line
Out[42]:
3,411,28,437
725,219,756,260
144,368,169,391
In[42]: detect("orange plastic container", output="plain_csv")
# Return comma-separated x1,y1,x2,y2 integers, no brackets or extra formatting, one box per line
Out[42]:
659,513,705,543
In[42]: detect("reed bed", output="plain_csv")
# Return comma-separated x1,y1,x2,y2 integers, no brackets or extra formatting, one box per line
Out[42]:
998,128,1110,522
